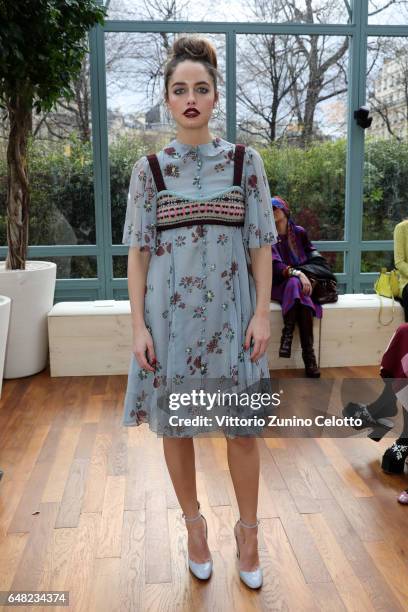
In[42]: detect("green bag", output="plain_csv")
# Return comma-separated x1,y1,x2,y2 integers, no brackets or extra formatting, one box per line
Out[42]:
374,268,400,325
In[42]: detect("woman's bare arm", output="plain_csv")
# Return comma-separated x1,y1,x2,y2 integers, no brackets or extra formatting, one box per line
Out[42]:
127,247,156,372
244,246,272,362
249,245,272,316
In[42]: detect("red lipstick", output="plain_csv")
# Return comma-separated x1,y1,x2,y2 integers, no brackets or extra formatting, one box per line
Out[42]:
183,108,200,117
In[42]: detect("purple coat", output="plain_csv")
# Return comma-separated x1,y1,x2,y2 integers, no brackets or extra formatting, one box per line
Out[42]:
271,224,323,318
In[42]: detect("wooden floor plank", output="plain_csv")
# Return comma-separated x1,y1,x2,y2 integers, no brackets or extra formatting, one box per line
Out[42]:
269,447,322,513
364,540,408,611
316,438,374,498
7,461,57,534
273,489,332,584
0,532,28,591
37,526,77,601
9,502,60,592
41,426,82,504
318,498,404,612
88,557,122,612
304,512,375,611
119,510,145,612
63,511,102,612
308,582,347,612
261,517,318,611
145,488,172,584
97,475,126,559
317,463,384,543
55,424,97,528
167,508,194,610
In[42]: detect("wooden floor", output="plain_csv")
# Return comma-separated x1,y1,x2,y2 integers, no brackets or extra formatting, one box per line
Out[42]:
0,366,407,612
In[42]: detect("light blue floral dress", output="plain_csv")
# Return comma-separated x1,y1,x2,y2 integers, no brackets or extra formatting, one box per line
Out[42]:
122,136,278,437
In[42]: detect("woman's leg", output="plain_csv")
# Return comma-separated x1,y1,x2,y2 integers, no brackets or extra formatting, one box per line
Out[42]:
162,437,210,563
297,304,320,378
381,406,408,473
364,376,398,418
272,279,299,358
226,436,261,571
279,303,298,358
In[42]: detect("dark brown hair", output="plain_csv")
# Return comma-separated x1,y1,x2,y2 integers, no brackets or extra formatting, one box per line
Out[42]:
163,36,221,100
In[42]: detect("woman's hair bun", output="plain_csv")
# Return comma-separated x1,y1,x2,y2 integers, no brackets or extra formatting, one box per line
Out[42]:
163,35,221,99
171,36,218,70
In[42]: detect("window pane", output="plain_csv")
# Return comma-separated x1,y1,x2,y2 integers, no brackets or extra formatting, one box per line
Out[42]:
364,37,408,241
106,0,350,23
322,251,344,273
3,54,95,248
35,256,97,279
106,31,226,245
368,0,408,24
361,251,393,273
113,255,127,278
237,34,348,240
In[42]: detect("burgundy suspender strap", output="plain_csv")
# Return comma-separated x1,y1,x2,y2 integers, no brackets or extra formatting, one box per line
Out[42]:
146,154,166,192
233,144,246,187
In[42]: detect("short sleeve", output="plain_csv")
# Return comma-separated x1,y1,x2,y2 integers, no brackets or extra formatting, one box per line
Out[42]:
242,146,278,249
122,156,157,253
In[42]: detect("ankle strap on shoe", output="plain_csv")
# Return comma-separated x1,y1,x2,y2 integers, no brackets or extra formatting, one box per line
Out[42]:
239,517,260,529
182,500,201,522
183,512,202,523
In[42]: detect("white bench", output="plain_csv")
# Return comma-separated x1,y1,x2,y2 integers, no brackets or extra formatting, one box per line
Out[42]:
47,295,404,376
319,293,404,367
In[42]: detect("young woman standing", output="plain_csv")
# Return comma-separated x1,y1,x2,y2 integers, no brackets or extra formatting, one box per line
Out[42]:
122,36,277,588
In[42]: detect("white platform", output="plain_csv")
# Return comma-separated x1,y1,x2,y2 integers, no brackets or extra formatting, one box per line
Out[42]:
319,293,404,367
47,294,404,377
48,300,132,376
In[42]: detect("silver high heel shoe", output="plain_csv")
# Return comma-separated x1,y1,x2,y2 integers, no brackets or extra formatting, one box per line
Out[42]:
182,501,213,580
234,517,263,589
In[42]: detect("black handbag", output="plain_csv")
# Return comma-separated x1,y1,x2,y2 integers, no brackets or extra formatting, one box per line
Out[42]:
298,251,338,304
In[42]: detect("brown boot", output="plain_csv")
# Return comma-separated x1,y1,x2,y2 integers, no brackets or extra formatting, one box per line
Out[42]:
297,305,320,378
279,304,298,358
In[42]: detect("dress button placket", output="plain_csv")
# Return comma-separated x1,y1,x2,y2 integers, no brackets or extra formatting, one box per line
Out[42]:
199,149,206,381
200,241,207,379
195,152,202,190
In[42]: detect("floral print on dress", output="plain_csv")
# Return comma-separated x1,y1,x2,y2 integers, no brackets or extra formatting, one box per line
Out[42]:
224,149,234,164
182,150,199,163
122,137,278,437
164,146,181,159
164,163,180,178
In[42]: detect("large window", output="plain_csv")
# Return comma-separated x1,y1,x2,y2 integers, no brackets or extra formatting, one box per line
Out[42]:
362,35,408,277
2,1,408,299
364,36,408,242
236,33,348,241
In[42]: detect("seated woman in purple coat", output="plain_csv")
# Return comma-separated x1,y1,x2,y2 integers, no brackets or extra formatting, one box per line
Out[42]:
271,196,321,378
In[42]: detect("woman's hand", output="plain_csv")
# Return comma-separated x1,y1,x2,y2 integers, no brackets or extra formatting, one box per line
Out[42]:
132,325,156,372
244,312,270,362
298,272,312,296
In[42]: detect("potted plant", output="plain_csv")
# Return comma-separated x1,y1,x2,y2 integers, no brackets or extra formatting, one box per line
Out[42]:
0,0,105,378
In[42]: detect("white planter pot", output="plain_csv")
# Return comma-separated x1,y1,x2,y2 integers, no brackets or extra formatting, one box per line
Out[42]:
0,261,57,378
0,295,11,398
